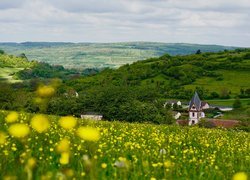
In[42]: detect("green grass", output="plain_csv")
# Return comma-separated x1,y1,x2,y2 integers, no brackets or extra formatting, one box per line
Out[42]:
206,98,250,107
0,67,23,83
0,110,249,179
221,107,250,121
185,70,250,95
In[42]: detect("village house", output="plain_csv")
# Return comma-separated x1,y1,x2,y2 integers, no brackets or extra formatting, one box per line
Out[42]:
188,92,209,125
164,100,182,108
81,112,103,121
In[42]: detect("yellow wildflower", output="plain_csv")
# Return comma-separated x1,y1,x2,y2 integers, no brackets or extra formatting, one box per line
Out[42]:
77,127,100,141
0,132,7,144
164,160,172,168
5,112,19,123
37,85,55,98
232,172,248,180
31,115,50,133
101,163,107,169
60,152,70,165
8,123,30,138
27,157,36,169
56,138,70,153
59,116,77,130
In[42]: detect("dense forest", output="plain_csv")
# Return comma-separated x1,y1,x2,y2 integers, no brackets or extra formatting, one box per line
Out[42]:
0,48,250,124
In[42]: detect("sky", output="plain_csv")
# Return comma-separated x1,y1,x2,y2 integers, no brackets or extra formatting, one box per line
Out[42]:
0,0,249,46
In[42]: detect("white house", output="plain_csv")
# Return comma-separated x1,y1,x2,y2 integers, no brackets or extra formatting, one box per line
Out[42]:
201,102,210,109
174,112,181,119
188,92,208,125
164,100,182,108
81,112,103,121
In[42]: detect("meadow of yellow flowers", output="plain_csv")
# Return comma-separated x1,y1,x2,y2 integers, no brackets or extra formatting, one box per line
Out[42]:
0,84,249,179
0,110,249,180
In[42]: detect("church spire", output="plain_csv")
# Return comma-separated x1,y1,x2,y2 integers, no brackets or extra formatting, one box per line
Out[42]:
189,91,202,111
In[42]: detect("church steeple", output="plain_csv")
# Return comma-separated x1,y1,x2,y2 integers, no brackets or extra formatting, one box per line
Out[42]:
189,91,201,111
188,92,204,125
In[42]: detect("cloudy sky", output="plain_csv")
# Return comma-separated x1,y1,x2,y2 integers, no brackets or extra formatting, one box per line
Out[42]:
0,0,249,46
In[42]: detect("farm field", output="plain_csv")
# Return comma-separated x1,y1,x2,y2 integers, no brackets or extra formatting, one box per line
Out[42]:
184,70,250,96
0,42,236,69
0,110,249,179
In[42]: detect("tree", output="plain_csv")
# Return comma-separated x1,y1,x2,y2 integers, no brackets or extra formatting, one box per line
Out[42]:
18,53,28,59
196,49,201,54
0,49,4,54
210,92,219,99
233,98,242,109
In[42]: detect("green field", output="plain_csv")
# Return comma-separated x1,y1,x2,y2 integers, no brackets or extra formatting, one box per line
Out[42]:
0,67,23,83
206,98,250,107
0,110,249,179
185,70,250,95
0,42,236,69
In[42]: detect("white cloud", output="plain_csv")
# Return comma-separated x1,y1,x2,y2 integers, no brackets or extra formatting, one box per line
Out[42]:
0,0,249,46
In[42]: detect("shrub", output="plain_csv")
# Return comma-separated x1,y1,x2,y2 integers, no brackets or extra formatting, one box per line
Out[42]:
233,98,242,109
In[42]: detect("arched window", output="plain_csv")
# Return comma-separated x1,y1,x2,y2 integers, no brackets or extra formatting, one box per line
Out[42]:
192,112,195,117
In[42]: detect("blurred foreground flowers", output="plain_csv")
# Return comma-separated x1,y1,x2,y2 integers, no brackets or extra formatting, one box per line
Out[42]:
8,123,30,138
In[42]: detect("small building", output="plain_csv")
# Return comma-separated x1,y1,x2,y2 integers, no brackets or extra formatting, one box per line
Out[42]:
174,112,181,119
81,112,103,121
188,92,206,125
201,101,210,109
164,100,182,108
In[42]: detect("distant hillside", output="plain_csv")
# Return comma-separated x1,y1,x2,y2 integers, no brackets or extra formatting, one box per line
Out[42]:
0,52,35,82
67,48,250,99
0,42,237,69
0,52,86,82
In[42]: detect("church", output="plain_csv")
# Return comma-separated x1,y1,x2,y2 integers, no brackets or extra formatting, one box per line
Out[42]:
188,92,209,125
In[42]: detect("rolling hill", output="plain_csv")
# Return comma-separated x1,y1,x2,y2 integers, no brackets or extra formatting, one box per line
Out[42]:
0,53,83,82
0,42,237,69
67,48,250,97
0,48,249,122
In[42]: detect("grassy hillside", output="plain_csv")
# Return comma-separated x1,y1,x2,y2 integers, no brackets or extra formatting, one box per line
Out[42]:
0,110,249,179
0,53,35,82
68,48,250,97
42,48,248,122
0,52,88,82
0,42,236,69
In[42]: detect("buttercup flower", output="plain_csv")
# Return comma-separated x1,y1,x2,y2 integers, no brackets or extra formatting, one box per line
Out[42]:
31,114,50,133
56,138,70,153
8,123,30,138
77,127,100,141
5,111,19,123
59,116,77,130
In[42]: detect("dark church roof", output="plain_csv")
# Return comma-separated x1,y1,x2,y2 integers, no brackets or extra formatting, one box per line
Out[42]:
189,92,202,111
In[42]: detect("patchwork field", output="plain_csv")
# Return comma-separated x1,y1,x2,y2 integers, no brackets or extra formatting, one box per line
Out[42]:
0,42,236,69
0,110,249,179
